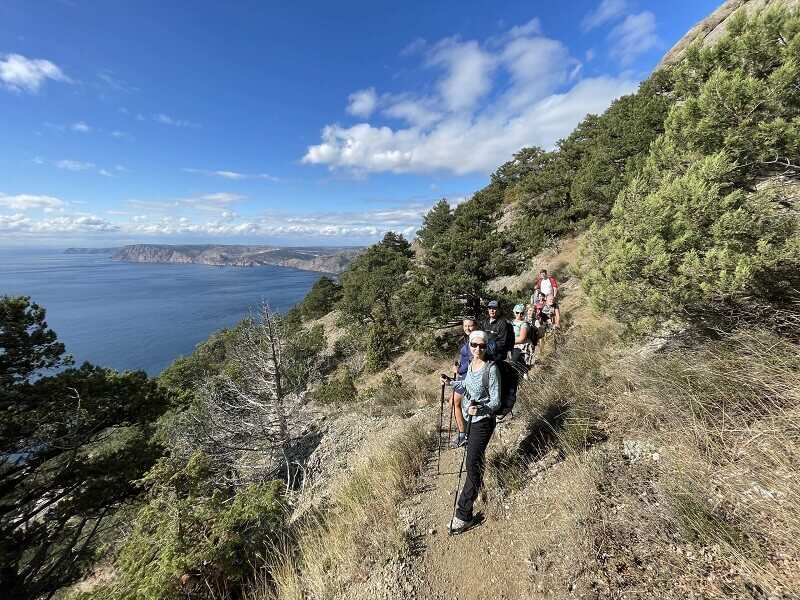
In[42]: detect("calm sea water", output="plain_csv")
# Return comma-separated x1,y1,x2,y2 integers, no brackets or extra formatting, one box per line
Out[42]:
0,249,321,375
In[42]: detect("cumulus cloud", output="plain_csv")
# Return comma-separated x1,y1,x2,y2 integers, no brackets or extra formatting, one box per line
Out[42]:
428,39,495,112
71,121,91,133
346,88,378,118
0,213,118,234
182,168,279,181
581,0,629,32
304,75,635,175
304,20,636,175
1,194,470,242
118,203,444,239
0,193,66,212
0,53,72,93
609,12,660,64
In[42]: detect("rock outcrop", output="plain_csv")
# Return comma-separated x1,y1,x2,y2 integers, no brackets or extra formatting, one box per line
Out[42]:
658,0,800,68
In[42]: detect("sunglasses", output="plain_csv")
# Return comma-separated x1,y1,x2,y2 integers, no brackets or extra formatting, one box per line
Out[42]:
470,342,487,349
514,311,523,315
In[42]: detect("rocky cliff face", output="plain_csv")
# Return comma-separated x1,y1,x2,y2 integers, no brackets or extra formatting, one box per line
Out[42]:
109,244,360,274
658,0,800,68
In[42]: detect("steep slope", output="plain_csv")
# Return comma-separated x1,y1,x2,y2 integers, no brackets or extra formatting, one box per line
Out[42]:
658,0,800,67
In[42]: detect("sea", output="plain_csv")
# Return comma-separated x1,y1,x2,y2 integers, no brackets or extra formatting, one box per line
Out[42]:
0,248,322,376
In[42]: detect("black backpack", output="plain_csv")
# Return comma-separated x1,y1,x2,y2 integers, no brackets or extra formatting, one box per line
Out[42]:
481,360,521,417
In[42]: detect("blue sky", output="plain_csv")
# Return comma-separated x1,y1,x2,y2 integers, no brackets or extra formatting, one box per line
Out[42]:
0,0,719,247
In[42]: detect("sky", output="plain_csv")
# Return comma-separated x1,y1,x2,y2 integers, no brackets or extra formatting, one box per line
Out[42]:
0,0,720,247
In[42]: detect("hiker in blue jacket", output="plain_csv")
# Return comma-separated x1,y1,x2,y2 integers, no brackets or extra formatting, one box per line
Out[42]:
441,329,499,534
449,317,475,448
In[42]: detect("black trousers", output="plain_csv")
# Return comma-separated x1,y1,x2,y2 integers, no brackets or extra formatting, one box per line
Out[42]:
456,416,496,521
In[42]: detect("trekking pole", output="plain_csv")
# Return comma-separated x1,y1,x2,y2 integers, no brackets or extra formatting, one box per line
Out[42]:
447,359,460,447
449,412,473,535
447,389,455,444
437,382,445,475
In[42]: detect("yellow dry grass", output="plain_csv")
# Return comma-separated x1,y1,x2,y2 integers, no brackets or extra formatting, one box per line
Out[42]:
260,416,433,600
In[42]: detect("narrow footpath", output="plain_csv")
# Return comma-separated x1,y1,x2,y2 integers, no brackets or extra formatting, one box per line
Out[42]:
401,414,551,600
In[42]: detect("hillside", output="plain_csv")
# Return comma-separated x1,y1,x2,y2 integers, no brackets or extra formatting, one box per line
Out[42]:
659,0,800,67
65,244,362,274
10,3,797,600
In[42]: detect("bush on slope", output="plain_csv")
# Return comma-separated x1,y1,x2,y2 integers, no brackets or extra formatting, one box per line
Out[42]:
583,8,800,333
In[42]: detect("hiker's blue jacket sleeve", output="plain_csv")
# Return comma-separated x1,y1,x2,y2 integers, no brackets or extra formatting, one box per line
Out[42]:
476,364,500,416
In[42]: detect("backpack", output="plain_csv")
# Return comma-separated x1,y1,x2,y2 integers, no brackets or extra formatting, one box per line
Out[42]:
489,319,516,360
481,359,522,417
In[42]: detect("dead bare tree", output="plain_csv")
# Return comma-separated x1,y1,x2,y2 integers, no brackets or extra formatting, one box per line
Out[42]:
186,302,315,491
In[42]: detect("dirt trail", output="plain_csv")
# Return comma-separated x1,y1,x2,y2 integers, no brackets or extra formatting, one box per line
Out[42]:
401,414,543,600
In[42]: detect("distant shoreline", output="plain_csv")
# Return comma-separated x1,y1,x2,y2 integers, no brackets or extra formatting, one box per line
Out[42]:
64,243,361,275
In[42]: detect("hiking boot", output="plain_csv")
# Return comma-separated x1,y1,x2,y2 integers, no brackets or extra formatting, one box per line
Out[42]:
449,432,467,449
448,516,473,535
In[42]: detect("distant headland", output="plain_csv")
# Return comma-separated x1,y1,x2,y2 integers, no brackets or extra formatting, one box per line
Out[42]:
64,244,362,274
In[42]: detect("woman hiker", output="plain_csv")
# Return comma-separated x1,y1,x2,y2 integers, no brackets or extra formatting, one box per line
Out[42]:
441,329,499,534
450,317,475,448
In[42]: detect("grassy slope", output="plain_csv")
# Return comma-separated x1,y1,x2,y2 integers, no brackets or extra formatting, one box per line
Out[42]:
260,237,799,599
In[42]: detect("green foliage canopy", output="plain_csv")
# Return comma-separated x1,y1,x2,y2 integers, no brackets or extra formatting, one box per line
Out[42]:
583,8,800,332
0,296,170,599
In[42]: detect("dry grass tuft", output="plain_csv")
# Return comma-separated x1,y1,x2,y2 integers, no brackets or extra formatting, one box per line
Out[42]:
259,418,432,600
632,330,800,596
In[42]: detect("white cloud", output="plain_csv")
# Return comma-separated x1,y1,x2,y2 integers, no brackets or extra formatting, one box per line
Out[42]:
304,19,636,176
186,192,244,205
119,203,441,239
182,168,279,181
609,12,659,64
111,130,130,139
0,193,65,212
153,113,199,128
0,213,118,234
71,121,91,133
98,169,113,177
1,196,470,242
127,192,247,215
55,159,95,171
428,38,495,112
0,53,71,93
504,18,542,41
581,0,629,32
346,88,378,118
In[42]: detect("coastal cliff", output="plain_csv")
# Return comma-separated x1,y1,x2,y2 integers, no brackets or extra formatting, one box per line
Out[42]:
65,244,361,274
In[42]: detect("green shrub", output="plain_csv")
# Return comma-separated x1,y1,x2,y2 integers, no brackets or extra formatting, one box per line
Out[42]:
583,8,800,332
313,366,358,405
358,369,417,415
78,452,286,600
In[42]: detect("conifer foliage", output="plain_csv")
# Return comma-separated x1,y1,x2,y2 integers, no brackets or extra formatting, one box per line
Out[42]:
583,9,800,332
0,296,170,599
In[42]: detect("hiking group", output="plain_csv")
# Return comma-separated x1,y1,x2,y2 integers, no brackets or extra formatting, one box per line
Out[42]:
439,269,561,535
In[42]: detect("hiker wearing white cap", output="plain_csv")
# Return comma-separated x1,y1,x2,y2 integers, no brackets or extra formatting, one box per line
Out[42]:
441,329,499,534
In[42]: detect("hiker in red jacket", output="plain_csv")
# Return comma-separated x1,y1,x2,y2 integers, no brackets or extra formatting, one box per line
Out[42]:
534,269,558,300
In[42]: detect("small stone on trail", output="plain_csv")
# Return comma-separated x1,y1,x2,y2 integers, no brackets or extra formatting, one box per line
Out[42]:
428,528,436,535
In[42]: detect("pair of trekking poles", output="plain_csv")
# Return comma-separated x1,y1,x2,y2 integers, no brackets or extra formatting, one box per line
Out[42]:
437,380,473,535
